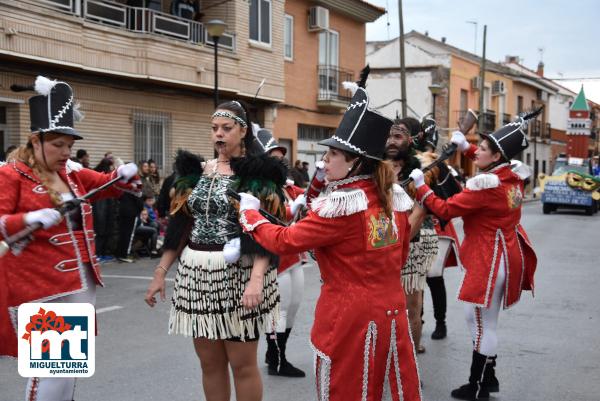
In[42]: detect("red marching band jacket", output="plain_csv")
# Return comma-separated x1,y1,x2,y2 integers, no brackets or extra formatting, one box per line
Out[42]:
279,181,306,274
0,160,140,357
240,177,422,401
432,217,461,268
416,145,537,309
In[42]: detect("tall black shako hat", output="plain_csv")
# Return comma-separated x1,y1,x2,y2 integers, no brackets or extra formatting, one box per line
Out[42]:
421,116,438,150
256,128,287,156
318,66,393,160
11,76,83,139
480,106,543,161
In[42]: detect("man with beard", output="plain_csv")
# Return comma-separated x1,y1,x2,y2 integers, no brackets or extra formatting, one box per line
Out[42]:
384,117,439,356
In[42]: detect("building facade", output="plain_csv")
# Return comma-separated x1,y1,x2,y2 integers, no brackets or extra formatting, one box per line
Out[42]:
273,0,384,171
0,0,287,171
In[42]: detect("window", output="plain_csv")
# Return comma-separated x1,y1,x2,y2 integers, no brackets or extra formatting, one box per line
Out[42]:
283,14,293,60
460,89,468,112
526,153,531,165
318,30,338,67
318,30,339,94
0,106,6,159
298,124,334,141
542,160,547,174
249,0,271,45
517,95,523,114
134,111,171,173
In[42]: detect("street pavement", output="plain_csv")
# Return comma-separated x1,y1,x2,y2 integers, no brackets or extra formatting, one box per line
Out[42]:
2,201,599,401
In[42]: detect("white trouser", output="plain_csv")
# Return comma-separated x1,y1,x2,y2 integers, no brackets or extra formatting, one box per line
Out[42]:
464,255,505,356
25,266,96,401
275,262,305,333
427,237,452,278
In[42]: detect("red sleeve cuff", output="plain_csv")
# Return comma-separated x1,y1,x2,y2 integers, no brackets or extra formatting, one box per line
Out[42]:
239,210,270,233
0,213,26,240
465,144,477,160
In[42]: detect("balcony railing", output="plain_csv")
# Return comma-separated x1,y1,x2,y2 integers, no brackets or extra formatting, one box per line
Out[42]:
454,110,496,133
479,110,496,133
317,65,353,104
39,0,235,50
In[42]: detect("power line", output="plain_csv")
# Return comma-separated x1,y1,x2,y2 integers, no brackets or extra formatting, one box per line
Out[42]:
547,77,600,81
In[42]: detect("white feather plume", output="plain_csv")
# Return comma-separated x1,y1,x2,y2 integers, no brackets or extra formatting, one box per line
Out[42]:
73,102,85,122
66,159,83,173
34,76,57,96
342,81,359,96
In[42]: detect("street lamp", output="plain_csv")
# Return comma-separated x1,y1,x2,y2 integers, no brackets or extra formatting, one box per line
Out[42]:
206,19,227,108
428,83,444,120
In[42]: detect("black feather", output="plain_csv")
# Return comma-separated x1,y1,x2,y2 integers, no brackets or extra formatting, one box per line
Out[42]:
163,210,193,250
230,154,288,188
10,84,34,92
357,65,370,88
174,149,204,178
522,105,544,121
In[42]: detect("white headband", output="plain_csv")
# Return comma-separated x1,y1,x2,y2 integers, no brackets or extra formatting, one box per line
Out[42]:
212,110,248,127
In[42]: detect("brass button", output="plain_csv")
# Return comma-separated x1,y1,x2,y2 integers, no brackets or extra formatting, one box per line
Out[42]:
386,310,392,316
394,310,399,315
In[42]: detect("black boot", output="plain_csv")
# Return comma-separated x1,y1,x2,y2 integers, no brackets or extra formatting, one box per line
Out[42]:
482,355,499,393
431,320,447,340
427,276,447,340
268,330,306,377
265,333,277,366
450,351,490,400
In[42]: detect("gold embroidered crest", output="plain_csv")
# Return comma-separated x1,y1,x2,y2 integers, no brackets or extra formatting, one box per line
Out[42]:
507,185,523,209
367,211,399,249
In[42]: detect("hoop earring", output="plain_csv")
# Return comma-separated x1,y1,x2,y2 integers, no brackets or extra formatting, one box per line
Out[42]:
240,138,246,157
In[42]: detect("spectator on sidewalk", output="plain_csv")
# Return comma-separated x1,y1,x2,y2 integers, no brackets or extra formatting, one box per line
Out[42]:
93,157,118,263
147,158,161,197
135,208,160,258
74,149,90,168
301,161,310,184
116,185,144,263
289,160,306,188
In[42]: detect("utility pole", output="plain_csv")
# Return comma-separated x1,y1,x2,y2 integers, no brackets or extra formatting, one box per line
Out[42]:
477,25,487,133
398,0,407,118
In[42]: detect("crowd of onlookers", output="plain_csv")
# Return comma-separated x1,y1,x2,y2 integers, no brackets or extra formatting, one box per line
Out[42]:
71,149,169,263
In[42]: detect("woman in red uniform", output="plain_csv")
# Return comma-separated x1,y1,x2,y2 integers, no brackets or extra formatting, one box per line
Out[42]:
237,83,422,401
409,115,538,400
0,76,140,400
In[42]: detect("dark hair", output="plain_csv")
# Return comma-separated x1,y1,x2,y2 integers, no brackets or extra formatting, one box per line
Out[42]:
215,100,262,156
340,150,395,219
76,149,88,159
395,117,421,137
94,157,114,173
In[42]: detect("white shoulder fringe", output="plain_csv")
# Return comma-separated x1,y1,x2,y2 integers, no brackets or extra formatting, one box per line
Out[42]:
510,160,532,180
311,188,368,218
66,159,83,174
392,184,414,211
466,173,500,191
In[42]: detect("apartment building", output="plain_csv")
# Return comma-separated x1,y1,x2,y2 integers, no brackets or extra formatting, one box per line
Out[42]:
273,0,384,169
0,0,286,171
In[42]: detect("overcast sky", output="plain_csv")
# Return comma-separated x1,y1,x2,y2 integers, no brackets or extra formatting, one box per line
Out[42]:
365,0,600,103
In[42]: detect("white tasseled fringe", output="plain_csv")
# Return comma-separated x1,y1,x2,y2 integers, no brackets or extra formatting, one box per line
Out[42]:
392,184,414,212
466,173,500,191
402,229,439,293
311,188,368,218
168,247,280,341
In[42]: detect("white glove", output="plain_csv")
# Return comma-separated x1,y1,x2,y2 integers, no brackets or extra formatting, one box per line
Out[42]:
409,169,425,188
290,194,306,215
315,161,326,182
451,131,470,152
238,193,260,211
24,208,62,229
223,237,241,263
117,162,138,183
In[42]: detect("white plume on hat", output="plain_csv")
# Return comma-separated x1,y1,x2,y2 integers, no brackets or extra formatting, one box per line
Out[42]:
34,76,58,96
342,81,359,96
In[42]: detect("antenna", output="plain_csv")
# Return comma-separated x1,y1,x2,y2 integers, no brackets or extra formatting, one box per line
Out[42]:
538,47,545,62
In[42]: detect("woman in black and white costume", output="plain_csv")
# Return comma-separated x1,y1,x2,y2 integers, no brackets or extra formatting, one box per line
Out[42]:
254,128,308,377
145,101,281,401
